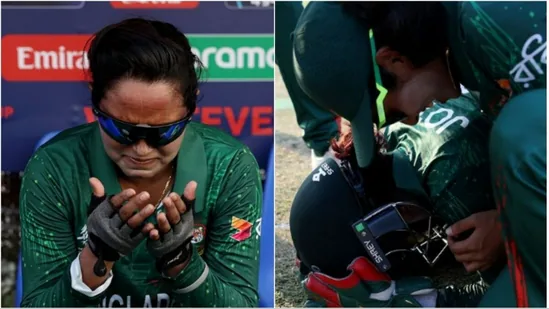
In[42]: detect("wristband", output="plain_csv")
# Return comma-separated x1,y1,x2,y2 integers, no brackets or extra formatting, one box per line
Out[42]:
156,236,193,274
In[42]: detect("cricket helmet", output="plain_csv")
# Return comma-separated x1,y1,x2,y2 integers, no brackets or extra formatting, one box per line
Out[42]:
290,155,451,279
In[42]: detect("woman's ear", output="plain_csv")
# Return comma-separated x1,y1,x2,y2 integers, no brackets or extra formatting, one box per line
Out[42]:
196,89,200,96
375,47,400,68
375,47,414,81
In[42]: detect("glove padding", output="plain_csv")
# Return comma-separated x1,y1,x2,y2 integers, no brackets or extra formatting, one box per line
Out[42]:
87,195,146,276
303,256,437,307
147,195,195,274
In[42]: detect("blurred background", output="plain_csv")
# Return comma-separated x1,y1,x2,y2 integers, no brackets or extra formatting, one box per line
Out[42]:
1,1,274,306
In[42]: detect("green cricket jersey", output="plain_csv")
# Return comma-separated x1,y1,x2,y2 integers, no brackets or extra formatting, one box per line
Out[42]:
444,3,546,307
19,122,263,307
444,2,546,117
382,94,499,307
382,93,495,224
298,94,497,307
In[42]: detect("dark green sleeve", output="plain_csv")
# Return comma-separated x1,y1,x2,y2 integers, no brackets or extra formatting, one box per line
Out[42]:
19,151,103,307
431,163,495,224
170,148,262,307
447,2,546,117
425,113,495,225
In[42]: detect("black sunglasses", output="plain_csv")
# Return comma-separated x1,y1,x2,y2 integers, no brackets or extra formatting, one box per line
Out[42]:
93,107,191,147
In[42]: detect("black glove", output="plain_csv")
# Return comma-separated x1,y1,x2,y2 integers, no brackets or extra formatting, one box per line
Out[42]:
147,195,195,274
86,194,146,276
436,280,488,307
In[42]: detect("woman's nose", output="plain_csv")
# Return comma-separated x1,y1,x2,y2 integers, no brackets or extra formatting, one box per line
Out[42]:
132,139,154,156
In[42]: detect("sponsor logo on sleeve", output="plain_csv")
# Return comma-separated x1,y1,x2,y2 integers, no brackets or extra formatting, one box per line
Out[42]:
231,216,253,242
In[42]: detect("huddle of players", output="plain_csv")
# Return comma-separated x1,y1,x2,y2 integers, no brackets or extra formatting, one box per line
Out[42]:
287,1,546,308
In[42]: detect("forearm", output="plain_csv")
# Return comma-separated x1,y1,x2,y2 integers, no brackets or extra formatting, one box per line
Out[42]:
21,254,112,307
170,247,258,307
79,245,114,289
168,148,261,307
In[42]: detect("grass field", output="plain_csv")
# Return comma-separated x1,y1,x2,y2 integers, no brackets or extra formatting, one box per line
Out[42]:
274,67,310,307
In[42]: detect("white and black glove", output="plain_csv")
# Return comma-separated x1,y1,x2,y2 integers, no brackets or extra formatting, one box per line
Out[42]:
147,195,195,274
86,185,154,276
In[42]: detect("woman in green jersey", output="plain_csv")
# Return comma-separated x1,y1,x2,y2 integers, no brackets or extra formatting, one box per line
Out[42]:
19,18,262,307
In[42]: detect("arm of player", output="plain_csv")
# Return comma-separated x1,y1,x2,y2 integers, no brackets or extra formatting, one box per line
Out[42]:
19,151,109,307
169,148,262,307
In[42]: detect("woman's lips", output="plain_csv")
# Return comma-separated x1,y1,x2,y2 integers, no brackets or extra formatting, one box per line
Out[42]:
126,157,156,166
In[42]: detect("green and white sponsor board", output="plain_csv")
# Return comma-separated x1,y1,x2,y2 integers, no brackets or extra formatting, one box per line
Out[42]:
189,34,274,82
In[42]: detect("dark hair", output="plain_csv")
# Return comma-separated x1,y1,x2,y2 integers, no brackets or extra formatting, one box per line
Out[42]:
331,124,422,207
331,122,387,163
87,18,203,114
343,2,448,68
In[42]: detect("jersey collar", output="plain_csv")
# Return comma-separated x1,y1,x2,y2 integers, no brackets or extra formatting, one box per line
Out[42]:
89,123,207,213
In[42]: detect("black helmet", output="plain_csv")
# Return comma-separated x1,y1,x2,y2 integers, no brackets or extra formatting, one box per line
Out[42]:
289,155,451,279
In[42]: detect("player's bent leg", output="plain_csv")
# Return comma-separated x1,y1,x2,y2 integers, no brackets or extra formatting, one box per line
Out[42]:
275,2,338,165
477,267,516,307
488,89,547,307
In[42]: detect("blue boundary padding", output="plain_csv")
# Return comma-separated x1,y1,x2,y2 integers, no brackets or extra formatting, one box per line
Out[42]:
34,131,61,152
16,133,275,307
258,145,274,307
15,254,23,307
16,131,61,307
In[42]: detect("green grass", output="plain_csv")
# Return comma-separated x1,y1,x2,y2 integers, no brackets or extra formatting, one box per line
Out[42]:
275,230,306,308
3,290,15,308
274,107,313,307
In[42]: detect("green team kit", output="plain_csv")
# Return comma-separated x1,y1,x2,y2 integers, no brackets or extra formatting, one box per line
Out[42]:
382,94,504,303
444,2,546,307
19,122,262,307
382,93,495,227
296,94,500,307
288,1,546,307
